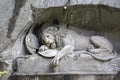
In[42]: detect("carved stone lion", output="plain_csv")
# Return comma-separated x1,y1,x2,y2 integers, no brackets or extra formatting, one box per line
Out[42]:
38,26,117,66
25,26,117,67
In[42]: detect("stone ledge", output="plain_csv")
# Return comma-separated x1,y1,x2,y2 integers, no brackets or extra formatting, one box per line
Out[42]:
13,54,120,75
9,74,116,80
12,72,117,76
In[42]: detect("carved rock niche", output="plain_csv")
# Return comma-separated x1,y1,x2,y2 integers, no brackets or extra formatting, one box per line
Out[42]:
11,5,120,80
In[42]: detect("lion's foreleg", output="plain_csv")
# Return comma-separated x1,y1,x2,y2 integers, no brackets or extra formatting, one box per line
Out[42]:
56,45,73,58
51,45,73,67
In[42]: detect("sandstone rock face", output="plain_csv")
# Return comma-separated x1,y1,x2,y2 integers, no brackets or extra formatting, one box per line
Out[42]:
0,0,14,58
13,54,120,74
0,0,120,80
0,0,120,61
29,0,120,8
8,54,120,80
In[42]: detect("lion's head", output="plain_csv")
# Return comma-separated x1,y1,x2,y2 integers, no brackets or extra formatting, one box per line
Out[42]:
41,26,67,49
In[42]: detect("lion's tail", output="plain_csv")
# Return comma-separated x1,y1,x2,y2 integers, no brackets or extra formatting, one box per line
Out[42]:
85,50,117,61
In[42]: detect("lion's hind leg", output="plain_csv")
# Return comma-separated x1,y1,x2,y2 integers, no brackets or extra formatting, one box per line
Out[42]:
90,36,114,53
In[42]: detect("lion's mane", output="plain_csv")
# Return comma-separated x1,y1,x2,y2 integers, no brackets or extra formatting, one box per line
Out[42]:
41,26,68,49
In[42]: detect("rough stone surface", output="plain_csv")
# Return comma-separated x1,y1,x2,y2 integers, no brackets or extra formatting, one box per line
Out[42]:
55,54,120,73
70,0,120,8
9,74,115,80
14,54,52,74
32,5,120,53
0,0,120,80
29,0,120,8
0,0,14,55
13,54,120,75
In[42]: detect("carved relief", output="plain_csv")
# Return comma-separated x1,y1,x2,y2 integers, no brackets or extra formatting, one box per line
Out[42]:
25,25,117,67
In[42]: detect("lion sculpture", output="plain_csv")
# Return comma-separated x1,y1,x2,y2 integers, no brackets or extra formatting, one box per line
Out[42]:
25,26,117,67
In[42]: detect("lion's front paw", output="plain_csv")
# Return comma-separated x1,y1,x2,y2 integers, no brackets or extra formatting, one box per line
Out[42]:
51,57,60,67
39,45,49,51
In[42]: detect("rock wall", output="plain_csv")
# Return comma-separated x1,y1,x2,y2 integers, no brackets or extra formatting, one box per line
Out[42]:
0,0,120,80
29,0,120,8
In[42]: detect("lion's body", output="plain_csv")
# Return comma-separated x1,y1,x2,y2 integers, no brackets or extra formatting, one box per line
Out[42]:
28,26,117,66
65,29,91,51
62,29,113,52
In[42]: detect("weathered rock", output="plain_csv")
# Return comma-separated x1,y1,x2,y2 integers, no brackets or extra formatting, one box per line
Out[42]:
32,5,120,53
9,54,120,80
55,54,120,73
29,0,120,8
0,0,120,61
14,54,52,74
0,0,14,56
13,54,120,74
0,0,120,80
9,74,115,80
70,0,120,8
